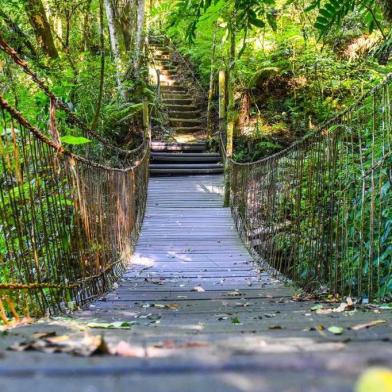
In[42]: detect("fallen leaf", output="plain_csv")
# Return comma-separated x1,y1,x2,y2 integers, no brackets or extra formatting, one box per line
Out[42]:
32,331,57,340
165,303,179,310
153,340,208,349
111,341,145,357
192,286,205,292
327,326,344,335
351,320,386,331
268,325,283,330
216,313,230,321
9,334,110,357
231,317,241,324
144,278,165,285
234,302,252,307
311,304,323,311
227,290,242,297
87,321,134,329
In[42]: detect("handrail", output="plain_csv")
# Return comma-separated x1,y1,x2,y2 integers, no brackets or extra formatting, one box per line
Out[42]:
222,72,392,300
0,35,145,160
0,95,149,318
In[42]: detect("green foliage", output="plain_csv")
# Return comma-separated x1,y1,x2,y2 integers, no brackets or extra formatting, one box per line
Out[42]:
311,0,386,38
61,135,92,145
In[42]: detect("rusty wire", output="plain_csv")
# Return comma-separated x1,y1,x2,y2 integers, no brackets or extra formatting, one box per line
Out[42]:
0,34,150,318
223,75,392,301
0,94,149,316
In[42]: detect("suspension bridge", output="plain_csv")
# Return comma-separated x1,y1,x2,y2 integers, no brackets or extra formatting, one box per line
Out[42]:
0,36,391,391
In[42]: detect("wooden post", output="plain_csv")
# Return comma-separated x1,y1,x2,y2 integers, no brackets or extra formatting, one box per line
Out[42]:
218,70,226,132
156,69,161,102
207,28,217,137
223,119,234,207
143,100,151,143
218,69,232,207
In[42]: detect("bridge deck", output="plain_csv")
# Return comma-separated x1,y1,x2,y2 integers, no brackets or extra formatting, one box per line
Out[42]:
1,176,392,392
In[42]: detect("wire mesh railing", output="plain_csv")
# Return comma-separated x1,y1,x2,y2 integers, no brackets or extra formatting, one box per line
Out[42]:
0,96,149,320
225,76,392,301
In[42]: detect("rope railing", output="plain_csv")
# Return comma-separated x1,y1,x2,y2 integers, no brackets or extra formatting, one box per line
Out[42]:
224,75,392,301
0,35,146,168
0,94,149,320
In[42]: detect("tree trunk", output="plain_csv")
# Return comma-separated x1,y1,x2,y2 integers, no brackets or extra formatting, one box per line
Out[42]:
239,90,251,129
134,0,145,71
24,0,58,58
104,0,126,99
92,0,106,130
119,0,135,52
82,0,93,51
206,26,217,137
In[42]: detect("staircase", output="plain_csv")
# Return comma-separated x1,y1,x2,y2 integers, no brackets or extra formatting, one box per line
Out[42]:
149,38,223,176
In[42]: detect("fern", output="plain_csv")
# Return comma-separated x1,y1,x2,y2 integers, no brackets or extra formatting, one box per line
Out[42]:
313,0,385,38
314,0,355,37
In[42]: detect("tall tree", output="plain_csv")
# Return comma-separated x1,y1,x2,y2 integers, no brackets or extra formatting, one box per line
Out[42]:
24,0,58,58
134,0,145,71
104,0,126,99
92,0,106,129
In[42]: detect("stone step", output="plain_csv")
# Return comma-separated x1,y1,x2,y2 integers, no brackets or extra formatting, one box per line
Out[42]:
162,92,192,100
169,118,203,127
151,142,207,153
156,60,178,67
151,152,221,163
160,86,187,93
169,110,201,119
163,98,194,105
171,126,205,133
164,104,198,111
159,68,178,75
160,81,183,87
154,53,171,59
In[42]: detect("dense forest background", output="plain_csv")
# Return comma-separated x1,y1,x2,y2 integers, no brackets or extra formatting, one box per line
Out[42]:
1,0,392,158
0,0,391,300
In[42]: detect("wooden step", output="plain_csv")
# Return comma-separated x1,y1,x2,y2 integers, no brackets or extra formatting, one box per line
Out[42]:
151,142,207,152
151,152,221,163
150,163,224,176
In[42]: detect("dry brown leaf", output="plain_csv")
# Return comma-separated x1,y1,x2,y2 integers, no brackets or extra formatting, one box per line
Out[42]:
351,320,386,331
9,334,110,357
31,331,57,340
227,290,242,297
153,340,208,349
111,341,146,357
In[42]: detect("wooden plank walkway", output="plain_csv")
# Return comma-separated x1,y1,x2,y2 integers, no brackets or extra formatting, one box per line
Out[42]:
1,175,392,392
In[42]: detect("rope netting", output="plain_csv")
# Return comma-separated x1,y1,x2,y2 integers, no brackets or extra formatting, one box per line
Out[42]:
224,76,392,301
0,39,149,321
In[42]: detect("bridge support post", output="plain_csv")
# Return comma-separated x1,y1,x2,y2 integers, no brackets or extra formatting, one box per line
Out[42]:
143,99,151,143
224,120,233,207
219,69,232,207
218,70,226,129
